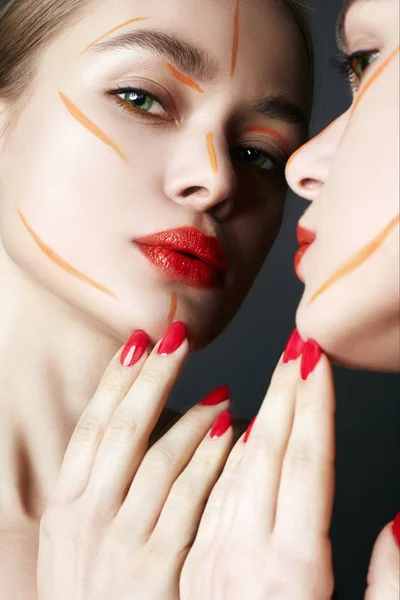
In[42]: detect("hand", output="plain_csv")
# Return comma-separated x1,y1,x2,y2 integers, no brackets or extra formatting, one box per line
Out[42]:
181,329,336,600
37,323,233,600
364,514,400,599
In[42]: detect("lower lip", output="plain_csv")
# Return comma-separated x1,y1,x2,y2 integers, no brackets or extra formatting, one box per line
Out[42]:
294,245,311,282
136,244,222,289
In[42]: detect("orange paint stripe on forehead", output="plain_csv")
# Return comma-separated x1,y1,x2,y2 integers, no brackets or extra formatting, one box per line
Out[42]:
59,92,127,164
80,17,150,54
18,210,119,300
308,213,400,306
285,116,342,172
351,45,400,117
245,126,290,156
165,61,205,94
206,132,219,174
168,293,178,326
230,0,240,78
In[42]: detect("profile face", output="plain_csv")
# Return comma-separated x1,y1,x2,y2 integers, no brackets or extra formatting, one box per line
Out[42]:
0,0,311,349
287,0,399,370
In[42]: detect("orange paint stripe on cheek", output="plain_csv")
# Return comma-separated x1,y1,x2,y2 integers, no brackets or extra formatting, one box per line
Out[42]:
308,213,400,305
351,45,400,116
230,0,240,78
18,210,119,300
245,126,290,156
206,132,219,174
285,116,342,172
165,61,204,94
168,293,178,326
80,17,150,54
59,92,127,164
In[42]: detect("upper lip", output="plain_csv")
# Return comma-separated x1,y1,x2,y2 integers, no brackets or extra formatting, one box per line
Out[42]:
135,227,228,279
297,224,316,247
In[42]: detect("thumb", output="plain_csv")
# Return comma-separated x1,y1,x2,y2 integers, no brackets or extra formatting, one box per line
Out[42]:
365,512,400,600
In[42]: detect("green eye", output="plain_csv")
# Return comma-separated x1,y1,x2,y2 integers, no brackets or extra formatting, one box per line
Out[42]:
235,147,282,172
350,51,380,80
123,91,154,112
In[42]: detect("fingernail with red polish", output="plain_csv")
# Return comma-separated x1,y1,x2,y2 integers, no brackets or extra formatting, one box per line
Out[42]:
158,322,186,356
120,330,149,367
301,340,322,380
201,385,230,406
392,511,400,548
283,328,305,364
244,416,256,444
210,411,231,439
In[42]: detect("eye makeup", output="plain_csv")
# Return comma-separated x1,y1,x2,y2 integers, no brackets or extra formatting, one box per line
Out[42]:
244,126,289,156
59,92,128,163
206,132,219,174
308,213,400,305
165,61,205,94
168,293,178,326
230,0,240,78
18,210,119,299
80,17,150,55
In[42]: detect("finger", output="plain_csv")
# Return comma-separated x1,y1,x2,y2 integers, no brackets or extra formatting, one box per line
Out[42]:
274,350,336,555
225,350,300,538
365,516,400,600
85,323,189,514
117,388,231,537
150,411,234,556
52,330,149,503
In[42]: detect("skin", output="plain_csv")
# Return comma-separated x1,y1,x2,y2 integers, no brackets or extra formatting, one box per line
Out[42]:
0,0,310,544
286,0,400,372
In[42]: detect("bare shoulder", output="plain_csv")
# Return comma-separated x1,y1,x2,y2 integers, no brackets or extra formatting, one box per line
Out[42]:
0,516,39,600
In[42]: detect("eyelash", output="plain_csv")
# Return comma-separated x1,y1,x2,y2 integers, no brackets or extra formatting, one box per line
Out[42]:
332,49,380,91
107,85,287,175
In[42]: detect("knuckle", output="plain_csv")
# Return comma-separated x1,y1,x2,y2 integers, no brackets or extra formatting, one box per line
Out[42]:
72,417,105,445
105,416,138,444
145,443,178,472
102,369,128,396
139,367,166,387
170,478,197,503
285,440,314,474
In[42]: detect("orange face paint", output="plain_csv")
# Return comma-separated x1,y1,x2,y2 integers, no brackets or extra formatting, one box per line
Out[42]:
59,92,127,164
230,0,240,78
351,45,400,116
285,116,342,172
206,132,219,174
18,210,119,299
80,17,150,55
245,126,289,156
308,213,400,305
165,61,204,94
168,293,178,326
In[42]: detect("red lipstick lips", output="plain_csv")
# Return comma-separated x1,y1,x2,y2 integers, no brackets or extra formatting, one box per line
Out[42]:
135,227,228,289
294,224,316,282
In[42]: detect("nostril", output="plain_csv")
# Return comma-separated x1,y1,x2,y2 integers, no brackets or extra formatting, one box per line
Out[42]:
300,178,323,191
181,186,207,198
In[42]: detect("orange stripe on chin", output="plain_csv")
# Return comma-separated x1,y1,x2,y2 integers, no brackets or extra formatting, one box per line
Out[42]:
165,61,205,94
59,92,127,164
351,45,400,116
206,132,219,174
18,209,119,300
245,126,289,156
80,17,150,54
168,293,178,326
230,0,240,78
308,213,400,305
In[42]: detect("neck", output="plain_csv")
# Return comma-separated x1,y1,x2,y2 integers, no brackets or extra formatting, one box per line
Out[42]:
0,248,121,521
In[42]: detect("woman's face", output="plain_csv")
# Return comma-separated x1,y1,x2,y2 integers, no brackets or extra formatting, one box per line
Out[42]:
287,0,399,371
0,0,310,349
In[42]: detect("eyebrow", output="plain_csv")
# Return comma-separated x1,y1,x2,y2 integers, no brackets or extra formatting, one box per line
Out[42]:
252,95,310,133
90,28,218,85
337,0,376,51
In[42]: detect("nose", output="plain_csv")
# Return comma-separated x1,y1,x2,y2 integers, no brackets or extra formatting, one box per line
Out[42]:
285,113,347,202
164,128,236,220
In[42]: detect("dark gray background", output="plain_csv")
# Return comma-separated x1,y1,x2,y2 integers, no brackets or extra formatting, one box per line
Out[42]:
168,2,400,598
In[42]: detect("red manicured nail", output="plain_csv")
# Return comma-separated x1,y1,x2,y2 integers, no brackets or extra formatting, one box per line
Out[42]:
283,328,305,364
120,330,149,367
158,322,186,356
201,385,230,406
392,511,400,548
301,340,322,380
244,416,256,444
210,411,231,439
